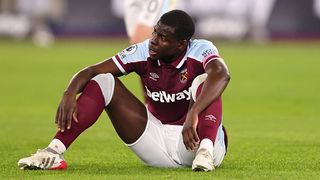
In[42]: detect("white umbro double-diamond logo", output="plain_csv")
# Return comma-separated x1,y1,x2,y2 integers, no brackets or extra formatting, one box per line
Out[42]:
205,114,217,122
149,72,159,81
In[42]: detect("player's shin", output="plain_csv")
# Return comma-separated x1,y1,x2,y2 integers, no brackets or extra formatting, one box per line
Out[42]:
52,73,115,151
197,97,222,143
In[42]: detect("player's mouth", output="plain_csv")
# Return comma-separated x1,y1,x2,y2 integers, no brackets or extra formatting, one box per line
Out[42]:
149,46,158,58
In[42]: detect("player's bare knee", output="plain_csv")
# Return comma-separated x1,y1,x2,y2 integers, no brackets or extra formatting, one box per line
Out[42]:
92,73,115,106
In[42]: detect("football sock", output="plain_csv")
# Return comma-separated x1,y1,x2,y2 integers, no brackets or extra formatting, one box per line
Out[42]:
197,96,222,144
198,138,214,157
54,74,114,149
48,138,66,154
191,75,222,145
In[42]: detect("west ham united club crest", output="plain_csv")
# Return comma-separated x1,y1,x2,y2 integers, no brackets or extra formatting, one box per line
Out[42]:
180,69,188,83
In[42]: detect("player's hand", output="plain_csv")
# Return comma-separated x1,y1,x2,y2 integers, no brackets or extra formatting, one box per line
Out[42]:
55,92,78,132
182,109,200,151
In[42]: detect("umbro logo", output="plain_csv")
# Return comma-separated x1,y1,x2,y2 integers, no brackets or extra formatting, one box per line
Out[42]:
149,72,159,81
205,114,217,122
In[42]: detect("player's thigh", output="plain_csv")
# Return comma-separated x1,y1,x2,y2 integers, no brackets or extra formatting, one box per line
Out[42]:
176,132,196,166
106,76,147,144
128,111,180,167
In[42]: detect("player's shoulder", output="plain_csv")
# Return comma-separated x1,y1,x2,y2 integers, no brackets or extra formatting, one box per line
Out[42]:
186,39,220,62
117,39,149,63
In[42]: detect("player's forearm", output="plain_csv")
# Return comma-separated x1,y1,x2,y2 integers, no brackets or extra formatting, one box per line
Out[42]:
191,66,230,115
63,59,122,97
191,59,230,114
64,67,95,97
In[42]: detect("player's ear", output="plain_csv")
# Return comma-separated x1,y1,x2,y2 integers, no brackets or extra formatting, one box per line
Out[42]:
178,40,188,50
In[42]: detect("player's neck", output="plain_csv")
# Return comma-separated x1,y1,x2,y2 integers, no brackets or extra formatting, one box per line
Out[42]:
161,48,186,64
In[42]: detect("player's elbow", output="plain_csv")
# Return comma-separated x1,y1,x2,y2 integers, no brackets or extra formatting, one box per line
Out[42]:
214,65,230,82
224,71,231,83
205,59,230,84
217,62,230,83
78,66,96,79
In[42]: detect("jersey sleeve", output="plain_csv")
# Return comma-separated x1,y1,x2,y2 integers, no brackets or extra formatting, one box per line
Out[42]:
189,40,223,69
111,40,149,75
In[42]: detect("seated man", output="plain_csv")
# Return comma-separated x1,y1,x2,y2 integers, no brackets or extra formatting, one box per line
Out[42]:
18,10,230,172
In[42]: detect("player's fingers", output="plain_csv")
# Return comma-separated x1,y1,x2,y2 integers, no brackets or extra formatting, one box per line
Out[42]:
187,130,197,150
73,108,78,123
60,108,66,132
57,107,62,131
55,107,59,125
185,130,195,151
66,110,73,130
191,128,200,146
182,129,191,151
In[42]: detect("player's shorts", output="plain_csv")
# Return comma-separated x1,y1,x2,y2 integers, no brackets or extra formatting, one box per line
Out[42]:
126,73,226,167
126,110,226,167
124,0,177,37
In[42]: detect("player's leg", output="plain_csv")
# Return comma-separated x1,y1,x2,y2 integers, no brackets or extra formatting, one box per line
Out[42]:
127,110,183,167
176,74,227,171
53,73,148,146
192,74,227,171
104,75,147,144
18,73,148,170
78,73,181,167
18,74,109,170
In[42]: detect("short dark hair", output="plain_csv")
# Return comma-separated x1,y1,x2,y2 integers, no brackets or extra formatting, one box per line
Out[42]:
159,10,195,41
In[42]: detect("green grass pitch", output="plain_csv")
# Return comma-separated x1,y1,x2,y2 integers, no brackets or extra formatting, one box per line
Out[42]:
0,38,319,179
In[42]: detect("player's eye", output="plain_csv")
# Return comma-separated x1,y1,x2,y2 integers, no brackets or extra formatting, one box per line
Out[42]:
160,35,167,41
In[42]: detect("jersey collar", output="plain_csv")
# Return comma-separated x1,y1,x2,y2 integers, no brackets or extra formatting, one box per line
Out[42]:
157,42,190,69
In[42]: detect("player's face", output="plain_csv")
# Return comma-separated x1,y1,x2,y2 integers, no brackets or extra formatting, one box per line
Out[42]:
149,22,186,62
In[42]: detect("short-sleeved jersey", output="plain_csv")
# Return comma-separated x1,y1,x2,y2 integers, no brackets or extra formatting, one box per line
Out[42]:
112,39,222,125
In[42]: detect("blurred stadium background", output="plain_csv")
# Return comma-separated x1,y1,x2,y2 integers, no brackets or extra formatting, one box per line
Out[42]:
1,0,320,44
1,0,320,179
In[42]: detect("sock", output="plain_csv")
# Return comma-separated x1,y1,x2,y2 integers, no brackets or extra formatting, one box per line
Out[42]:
199,138,214,157
197,96,222,143
54,80,106,149
194,81,222,144
48,139,66,154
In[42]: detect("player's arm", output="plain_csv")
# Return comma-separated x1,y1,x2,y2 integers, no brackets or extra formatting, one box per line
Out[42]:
56,59,122,132
182,58,230,151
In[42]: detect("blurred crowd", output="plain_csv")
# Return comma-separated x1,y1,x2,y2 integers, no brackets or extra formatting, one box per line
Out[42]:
1,0,320,46
0,0,65,46
112,0,277,42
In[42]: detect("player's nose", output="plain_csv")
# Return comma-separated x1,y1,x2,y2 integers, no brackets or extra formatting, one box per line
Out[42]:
150,33,159,46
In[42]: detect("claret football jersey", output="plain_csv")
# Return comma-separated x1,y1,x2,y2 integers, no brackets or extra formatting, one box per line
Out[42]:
112,39,222,125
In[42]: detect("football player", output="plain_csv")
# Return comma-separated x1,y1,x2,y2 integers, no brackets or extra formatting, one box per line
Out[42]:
18,10,230,172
